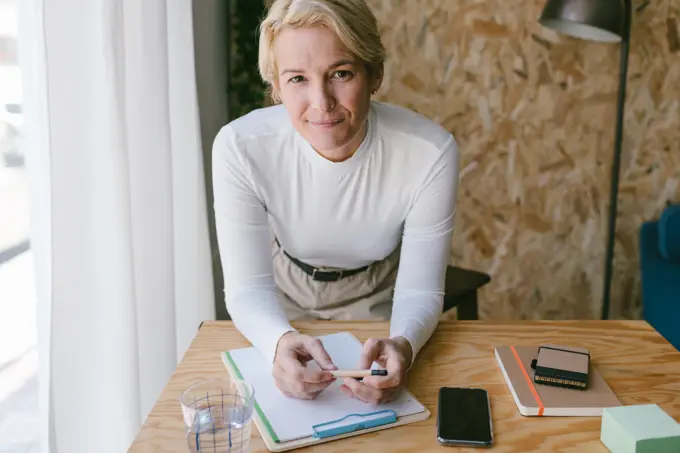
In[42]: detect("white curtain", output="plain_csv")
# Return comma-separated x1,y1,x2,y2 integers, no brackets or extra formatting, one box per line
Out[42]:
18,1,216,452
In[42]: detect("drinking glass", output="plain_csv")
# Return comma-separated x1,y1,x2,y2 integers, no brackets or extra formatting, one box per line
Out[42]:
180,378,255,453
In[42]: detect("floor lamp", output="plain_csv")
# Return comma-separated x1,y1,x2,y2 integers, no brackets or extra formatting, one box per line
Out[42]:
538,0,633,320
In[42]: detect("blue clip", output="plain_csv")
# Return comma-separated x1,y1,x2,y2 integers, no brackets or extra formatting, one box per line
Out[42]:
311,410,397,439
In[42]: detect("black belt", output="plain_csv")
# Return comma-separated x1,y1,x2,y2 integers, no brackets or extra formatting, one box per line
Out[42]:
276,238,369,282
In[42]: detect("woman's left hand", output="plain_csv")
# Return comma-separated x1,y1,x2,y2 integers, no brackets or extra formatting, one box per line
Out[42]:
339,337,413,404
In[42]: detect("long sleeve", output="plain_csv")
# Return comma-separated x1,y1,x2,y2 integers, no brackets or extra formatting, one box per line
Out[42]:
389,135,460,363
211,125,296,364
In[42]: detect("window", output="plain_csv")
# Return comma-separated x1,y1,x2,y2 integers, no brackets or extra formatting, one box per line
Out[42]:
0,0,39,451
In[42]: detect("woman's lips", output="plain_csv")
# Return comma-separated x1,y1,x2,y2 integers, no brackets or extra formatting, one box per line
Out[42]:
309,119,344,128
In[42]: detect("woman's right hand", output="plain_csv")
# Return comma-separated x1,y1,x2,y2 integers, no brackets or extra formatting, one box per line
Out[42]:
273,331,337,399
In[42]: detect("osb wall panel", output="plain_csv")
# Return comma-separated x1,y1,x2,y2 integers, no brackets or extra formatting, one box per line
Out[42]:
366,0,680,320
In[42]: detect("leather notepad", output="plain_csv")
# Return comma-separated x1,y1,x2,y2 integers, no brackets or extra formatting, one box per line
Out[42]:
531,344,590,390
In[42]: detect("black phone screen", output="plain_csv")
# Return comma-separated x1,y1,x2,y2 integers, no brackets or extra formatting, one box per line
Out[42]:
437,387,492,446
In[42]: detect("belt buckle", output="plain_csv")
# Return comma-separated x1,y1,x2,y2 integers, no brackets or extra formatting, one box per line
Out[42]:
311,268,343,282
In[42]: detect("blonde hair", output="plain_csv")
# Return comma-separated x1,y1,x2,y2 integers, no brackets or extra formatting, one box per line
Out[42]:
258,0,386,102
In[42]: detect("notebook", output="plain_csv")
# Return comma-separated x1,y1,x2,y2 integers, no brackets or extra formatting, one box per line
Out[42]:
222,331,430,452
495,345,621,417
532,344,590,390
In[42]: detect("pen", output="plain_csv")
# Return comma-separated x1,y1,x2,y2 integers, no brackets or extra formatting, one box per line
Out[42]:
330,369,388,378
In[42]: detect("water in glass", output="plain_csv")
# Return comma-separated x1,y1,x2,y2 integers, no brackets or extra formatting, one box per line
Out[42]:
181,378,254,453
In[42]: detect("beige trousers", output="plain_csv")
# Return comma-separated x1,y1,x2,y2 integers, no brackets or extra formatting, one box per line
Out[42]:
270,237,400,321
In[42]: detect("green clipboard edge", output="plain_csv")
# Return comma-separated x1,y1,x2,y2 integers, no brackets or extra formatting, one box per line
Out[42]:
222,351,280,443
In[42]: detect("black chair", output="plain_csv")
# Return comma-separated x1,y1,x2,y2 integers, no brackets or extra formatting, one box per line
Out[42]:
443,266,491,320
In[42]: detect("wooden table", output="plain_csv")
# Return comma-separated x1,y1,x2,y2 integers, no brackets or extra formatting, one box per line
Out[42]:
128,320,680,452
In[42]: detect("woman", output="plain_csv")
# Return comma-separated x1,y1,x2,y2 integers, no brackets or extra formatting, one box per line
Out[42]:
212,0,459,404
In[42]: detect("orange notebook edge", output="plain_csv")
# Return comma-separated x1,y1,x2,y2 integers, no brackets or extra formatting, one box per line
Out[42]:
494,347,542,417
510,345,545,416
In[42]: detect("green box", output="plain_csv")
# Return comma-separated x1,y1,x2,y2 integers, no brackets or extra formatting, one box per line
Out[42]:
601,404,680,453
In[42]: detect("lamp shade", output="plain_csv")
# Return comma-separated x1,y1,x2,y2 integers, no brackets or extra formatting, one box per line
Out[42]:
539,0,625,43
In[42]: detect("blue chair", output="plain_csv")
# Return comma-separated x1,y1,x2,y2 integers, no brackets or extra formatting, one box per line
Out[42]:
639,204,680,351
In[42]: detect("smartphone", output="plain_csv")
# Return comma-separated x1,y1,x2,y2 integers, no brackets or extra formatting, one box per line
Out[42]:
436,387,493,448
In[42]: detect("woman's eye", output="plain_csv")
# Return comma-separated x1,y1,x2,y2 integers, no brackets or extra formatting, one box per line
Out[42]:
288,75,304,84
334,70,353,80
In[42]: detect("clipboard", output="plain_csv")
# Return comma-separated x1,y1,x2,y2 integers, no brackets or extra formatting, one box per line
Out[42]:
221,332,430,452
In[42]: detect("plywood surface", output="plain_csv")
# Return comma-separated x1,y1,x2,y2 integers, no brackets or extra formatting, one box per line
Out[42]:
128,320,680,453
366,0,680,320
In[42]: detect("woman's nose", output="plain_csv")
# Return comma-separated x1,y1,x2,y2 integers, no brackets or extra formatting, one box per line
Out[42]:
309,83,335,112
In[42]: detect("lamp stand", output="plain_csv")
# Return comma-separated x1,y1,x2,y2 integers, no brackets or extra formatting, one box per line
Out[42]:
600,0,633,320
